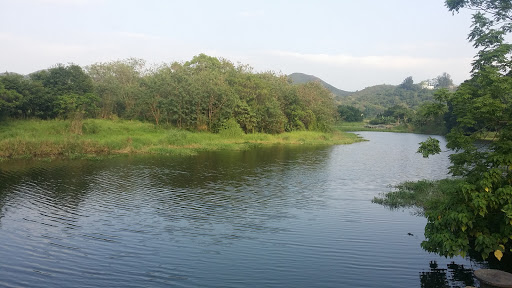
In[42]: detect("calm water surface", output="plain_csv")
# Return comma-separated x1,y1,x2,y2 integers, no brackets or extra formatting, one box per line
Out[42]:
0,132,481,287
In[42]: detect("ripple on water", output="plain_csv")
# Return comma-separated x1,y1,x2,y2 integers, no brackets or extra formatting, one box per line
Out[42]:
0,134,479,288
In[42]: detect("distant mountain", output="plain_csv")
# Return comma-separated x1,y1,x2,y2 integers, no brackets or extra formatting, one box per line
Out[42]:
288,73,353,97
288,73,441,118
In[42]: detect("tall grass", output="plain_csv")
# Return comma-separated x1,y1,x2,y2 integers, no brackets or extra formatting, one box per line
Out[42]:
0,119,363,159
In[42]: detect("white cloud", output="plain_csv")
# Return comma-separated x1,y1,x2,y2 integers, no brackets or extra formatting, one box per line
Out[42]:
268,50,470,71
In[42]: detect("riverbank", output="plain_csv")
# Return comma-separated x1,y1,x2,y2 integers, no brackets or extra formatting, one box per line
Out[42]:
335,121,449,135
335,121,413,133
0,119,364,160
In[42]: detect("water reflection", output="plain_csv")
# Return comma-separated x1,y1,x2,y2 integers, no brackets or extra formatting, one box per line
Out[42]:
420,261,476,288
0,134,487,287
0,146,332,237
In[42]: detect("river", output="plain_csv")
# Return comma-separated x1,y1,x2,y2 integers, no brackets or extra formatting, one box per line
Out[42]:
0,132,481,287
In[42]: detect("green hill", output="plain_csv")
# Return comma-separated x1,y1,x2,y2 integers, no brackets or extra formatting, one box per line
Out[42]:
288,73,353,97
341,84,436,117
289,73,442,118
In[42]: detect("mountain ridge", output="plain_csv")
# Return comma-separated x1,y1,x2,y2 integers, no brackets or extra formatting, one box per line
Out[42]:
288,72,437,117
288,73,353,97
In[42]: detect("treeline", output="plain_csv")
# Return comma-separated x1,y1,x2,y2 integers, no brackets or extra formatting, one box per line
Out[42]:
0,54,337,134
337,85,434,118
336,74,455,134
337,73,455,119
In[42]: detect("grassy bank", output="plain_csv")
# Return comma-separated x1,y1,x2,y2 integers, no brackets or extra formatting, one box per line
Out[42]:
335,121,413,133
335,121,450,135
0,119,363,160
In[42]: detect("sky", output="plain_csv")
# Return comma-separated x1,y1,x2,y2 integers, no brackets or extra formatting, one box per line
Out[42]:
0,0,477,91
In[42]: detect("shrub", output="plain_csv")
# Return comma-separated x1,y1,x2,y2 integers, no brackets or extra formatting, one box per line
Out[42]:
219,118,244,138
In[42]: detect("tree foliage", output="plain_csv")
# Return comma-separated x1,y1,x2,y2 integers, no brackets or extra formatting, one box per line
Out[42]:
418,0,512,261
435,72,454,88
337,105,363,122
382,104,414,124
0,76,23,119
400,76,416,90
86,58,145,119
412,89,451,134
342,82,435,118
0,55,338,135
0,65,98,121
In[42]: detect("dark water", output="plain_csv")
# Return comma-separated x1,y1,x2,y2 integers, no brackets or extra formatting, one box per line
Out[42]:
0,132,481,287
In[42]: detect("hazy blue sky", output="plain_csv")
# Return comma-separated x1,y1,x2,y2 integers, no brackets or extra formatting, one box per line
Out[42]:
1,0,476,91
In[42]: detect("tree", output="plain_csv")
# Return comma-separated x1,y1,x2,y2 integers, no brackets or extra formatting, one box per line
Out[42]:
29,64,96,119
233,100,256,133
434,72,454,89
55,93,99,134
337,105,363,122
0,81,22,119
294,82,337,132
412,89,450,134
138,65,175,126
183,54,237,132
418,0,512,261
1,54,341,134
253,72,289,133
400,76,416,90
32,64,94,96
86,59,145,119
257,97,286,134
382,104,413,124
0,73,29,118
29,64,99,132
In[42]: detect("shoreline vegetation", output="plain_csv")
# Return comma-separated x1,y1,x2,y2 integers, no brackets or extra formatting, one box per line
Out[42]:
0,53,448,161
372,179,463,213
0,54,369,161
0,119,363,160
335,121,413,133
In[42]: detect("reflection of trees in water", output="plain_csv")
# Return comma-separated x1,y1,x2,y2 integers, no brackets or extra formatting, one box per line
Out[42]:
1,160,101,202
152,145,331,189
416,216,512,287
0,159,107,229
108,146,333,244
0,170,15,225
420,261,476,288
0,146,332,243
